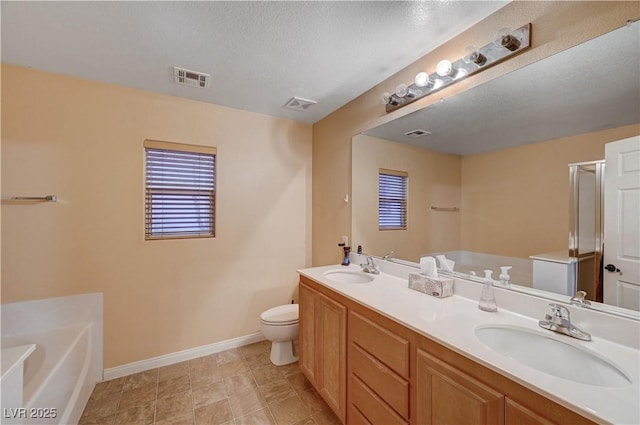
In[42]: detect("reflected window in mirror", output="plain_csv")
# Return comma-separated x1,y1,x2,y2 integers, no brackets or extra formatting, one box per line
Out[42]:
378,169,408,230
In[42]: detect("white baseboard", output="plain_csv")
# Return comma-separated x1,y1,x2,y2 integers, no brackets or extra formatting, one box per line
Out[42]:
103,332,266,381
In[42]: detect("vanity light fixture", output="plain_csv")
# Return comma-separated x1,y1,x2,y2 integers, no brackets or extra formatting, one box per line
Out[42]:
382,24,531,112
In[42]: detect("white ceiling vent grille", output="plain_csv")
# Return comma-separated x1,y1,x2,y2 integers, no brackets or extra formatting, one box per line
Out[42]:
173,67,211,88
284,97,317,111
404,129,432,138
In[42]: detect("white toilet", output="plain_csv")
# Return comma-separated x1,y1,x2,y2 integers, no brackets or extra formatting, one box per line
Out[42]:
260,304,299,366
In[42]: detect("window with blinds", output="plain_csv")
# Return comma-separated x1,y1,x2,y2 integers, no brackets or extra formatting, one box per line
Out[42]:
144,140,216,240
378,169,408,230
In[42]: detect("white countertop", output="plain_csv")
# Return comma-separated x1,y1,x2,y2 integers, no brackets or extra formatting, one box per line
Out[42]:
529,250,576,264
298,263,640,425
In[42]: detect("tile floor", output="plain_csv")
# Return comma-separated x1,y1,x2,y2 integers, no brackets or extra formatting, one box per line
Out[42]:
80,341,341,425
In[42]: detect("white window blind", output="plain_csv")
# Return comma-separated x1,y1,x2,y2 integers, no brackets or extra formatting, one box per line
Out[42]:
378,169,408,230
144,140,216,239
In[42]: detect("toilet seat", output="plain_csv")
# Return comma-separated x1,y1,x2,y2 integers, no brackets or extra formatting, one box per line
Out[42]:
260,304,298,325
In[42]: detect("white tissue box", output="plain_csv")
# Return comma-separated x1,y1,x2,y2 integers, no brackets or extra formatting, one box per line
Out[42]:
408,273,454,298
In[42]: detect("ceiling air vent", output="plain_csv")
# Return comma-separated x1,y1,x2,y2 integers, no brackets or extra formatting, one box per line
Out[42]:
173,67,211,88
284,97,317,111
404,129,432,138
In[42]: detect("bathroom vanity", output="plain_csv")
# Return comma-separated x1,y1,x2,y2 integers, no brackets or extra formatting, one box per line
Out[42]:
298,263,639,425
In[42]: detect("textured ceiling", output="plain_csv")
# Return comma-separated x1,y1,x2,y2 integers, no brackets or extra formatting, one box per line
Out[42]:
0,1,508,124
364,21,640,155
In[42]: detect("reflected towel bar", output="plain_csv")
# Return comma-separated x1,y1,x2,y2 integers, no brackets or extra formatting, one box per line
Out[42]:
431,206,459,212
2,195,57,202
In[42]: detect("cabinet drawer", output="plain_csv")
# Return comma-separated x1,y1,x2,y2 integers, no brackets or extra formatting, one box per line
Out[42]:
350,343,409,419
416,349,504,425
350,374,408,425
348,404,373,425
349,311,409,378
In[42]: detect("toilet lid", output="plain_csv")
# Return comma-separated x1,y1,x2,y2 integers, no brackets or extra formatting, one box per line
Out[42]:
261,304,299,324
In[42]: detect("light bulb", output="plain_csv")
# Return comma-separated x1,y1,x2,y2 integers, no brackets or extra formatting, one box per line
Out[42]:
436,60,453,77
414,72,430,87
470,52,488,66
382,92,391,104
462,45,477,64
493,28,511,46
493,27,520,51
395,83,409,98
463,45,487,66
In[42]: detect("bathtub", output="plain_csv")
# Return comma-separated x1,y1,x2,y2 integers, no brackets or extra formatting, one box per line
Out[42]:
1,294,102,425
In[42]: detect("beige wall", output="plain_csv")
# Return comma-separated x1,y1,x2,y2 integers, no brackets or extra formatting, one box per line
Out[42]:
351,135,461,261
1,65,312,368
460,124,640,259
312,1,640,266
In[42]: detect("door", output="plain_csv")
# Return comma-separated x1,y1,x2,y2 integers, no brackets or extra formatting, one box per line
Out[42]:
604,136,640,310
299,283,318,384
318,293,347,422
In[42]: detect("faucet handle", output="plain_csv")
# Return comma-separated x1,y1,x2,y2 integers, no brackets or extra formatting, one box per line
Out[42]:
548,303,570,320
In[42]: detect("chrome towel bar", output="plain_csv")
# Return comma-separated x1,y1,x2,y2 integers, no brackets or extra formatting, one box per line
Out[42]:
2,195,57,202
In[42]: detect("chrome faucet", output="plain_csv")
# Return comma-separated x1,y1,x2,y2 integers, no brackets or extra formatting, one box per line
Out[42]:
360,255,380,274
569,290,591,307
382,251,394,261
538,303,591,341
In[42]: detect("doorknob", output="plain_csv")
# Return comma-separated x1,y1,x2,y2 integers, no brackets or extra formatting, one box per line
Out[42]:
605,264,621,273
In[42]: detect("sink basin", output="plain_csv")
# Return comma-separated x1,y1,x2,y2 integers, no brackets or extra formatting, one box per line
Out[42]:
475,324,631,387
323,269,375,284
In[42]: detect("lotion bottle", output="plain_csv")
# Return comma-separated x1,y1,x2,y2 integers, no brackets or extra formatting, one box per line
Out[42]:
479,270,498,312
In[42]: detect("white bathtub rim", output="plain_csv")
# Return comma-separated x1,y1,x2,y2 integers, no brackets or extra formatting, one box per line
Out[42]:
1,293,103,339
56,327,93,425
104,332,266,381
1,344,36,380
28,324,90,407
3,323,92,406
20,323,92,425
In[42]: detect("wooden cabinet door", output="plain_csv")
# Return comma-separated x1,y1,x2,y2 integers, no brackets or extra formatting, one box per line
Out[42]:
506,398,557,425
299,283,318,385
416,349,504,425
318,293,347,423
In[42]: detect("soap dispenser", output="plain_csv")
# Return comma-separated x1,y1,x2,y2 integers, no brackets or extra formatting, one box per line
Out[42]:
499,266,512,286
338,236,350,266
478,270,497,312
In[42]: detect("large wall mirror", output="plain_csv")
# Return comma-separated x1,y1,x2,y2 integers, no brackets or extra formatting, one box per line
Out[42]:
352,21,640,317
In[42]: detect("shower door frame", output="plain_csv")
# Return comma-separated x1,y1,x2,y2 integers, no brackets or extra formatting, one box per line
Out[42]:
568,160,605,302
